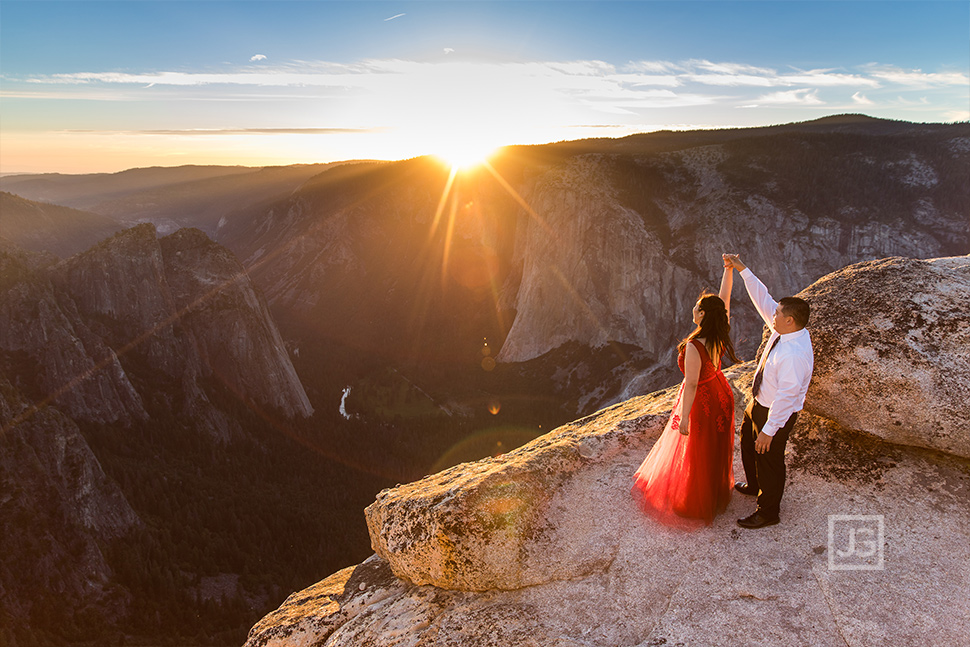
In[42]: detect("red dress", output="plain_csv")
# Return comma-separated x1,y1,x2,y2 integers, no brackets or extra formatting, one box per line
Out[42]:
632,339,735,528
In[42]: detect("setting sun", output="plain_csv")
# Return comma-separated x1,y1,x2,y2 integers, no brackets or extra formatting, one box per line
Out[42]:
433,138,499,170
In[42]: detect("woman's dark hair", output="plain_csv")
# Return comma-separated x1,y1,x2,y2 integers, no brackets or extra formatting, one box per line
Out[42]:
677,293,741,365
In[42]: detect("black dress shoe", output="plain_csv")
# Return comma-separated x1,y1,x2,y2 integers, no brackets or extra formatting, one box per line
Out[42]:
734,482,758,496
737,511,780,529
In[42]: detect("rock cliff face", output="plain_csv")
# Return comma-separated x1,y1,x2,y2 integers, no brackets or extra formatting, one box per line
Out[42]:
497,133,969,366
217,117,968,416
498,156,695,365
245,255,970,647
0,372,140,631
0,224,312,433
0,243,149,426
0,225,315,640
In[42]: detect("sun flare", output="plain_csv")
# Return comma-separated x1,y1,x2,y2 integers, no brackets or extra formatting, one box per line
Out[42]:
432,138,499,170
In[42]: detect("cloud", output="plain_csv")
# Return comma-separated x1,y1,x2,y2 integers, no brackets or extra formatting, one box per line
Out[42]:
863,64,969,87
624,61,682,74
384,13,405,21
756,89,825,106
621,59,881,89
250,54,267,62
444,48,454,54
13,57,964,129
134,127,386,136
783,68,881,88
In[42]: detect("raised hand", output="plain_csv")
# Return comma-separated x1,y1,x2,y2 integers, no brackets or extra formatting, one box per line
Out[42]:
723,254,746,272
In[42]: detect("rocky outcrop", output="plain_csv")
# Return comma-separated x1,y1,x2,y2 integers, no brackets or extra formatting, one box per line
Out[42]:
0,242,149,426
498,156,695,364
0,372,140,626
0,224,312,433
801,255,970,458
364,392,672,591
245,255,970,647
159,228,313,416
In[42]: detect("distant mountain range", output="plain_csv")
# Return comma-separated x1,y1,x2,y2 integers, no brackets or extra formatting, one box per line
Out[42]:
1,114,967,646
1,162,343,238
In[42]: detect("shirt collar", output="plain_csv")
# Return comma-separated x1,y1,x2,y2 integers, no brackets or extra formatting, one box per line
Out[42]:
777,327,808,343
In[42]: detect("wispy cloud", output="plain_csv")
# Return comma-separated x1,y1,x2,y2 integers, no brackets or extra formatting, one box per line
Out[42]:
645,59,882,88
754,89,825,106
863,64,970,88
384,13,405,22
134,127,385,136
7,56,966,141
18,58,962,96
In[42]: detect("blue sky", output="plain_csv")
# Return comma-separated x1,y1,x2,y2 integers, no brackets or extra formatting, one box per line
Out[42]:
1,1,968,173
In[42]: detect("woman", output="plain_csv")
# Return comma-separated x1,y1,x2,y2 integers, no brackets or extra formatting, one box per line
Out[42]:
631,259,740,528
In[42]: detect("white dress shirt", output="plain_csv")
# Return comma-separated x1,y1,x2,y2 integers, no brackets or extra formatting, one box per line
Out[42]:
740,268,814,437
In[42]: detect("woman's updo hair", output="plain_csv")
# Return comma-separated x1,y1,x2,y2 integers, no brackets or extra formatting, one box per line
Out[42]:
678,292,741,365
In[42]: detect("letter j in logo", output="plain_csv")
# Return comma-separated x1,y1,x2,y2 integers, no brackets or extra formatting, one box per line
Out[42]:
828,515,885,571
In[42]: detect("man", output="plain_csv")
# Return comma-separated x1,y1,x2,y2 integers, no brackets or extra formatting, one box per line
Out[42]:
724,254,814,529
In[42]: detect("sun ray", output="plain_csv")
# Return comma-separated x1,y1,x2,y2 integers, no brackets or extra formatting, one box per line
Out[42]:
440,181,459,288
430,164,459,240
482,160,557,240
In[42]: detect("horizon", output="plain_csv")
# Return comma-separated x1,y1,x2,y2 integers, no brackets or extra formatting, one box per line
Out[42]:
1,1,968,174
0,113,953,179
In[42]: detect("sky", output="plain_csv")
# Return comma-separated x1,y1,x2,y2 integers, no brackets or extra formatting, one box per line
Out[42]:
1,0,968,174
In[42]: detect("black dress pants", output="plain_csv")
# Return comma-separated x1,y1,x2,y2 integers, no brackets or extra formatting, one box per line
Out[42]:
739,399,797,518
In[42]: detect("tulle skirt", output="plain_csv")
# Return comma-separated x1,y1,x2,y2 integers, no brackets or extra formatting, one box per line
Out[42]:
632,373,735,529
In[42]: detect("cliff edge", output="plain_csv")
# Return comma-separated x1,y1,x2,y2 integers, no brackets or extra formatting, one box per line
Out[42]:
246,255,970,647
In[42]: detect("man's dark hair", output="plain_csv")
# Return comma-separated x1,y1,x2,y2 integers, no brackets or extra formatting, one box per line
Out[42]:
779,296,810,329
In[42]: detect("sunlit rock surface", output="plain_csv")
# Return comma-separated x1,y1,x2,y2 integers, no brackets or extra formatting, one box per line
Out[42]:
364,391,673,591
801,255,970,458
498,156,695,364
246,256,970,647
496,138,969,365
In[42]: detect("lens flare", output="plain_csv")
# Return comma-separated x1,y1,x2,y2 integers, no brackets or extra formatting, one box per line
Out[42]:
430,426,542,474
